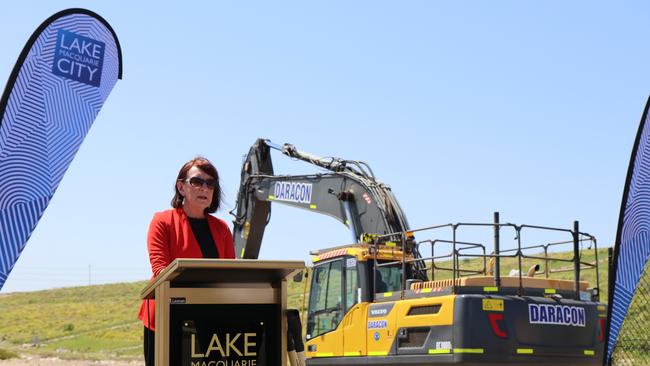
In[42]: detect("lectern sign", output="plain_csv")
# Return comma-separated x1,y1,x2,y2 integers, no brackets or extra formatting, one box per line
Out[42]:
174,304,279,366
190,332,258,358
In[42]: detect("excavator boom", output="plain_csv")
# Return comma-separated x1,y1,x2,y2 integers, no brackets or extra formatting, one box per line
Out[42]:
231,138,410,259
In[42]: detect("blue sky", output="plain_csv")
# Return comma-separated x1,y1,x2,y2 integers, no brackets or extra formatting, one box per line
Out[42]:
1,1,648,292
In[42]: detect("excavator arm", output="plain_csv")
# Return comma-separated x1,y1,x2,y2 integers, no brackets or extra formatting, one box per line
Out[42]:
231,138,410,260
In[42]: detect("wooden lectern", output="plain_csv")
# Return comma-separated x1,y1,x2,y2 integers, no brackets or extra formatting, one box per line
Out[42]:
140,259,305,366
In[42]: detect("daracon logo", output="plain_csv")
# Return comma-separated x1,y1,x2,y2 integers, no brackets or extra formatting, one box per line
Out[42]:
273,182,312,204
52,29,105,87
528,304,586,327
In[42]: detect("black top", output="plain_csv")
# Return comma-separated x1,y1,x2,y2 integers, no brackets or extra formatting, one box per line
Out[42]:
188,217,219,259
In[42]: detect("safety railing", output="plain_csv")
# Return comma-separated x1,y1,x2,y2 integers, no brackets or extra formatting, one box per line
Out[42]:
371,212,600,301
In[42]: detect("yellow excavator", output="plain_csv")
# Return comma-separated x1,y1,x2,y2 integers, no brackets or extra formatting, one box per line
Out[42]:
231,138,606,366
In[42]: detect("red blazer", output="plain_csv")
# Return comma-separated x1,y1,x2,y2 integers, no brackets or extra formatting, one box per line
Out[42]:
138,208,235,330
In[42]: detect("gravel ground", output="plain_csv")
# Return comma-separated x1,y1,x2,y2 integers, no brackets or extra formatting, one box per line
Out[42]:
0,356,143,366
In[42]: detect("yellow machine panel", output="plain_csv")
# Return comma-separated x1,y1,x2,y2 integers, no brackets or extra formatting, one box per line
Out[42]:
366,300,397,356
305,302,370,358
366,295,455,356
306,326,343,358
342,302,368,356
395,295,455,327
306,294,457,359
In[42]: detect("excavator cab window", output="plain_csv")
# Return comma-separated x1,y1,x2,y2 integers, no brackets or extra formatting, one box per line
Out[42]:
374,262,403,294
306,259,344,339
344,257,359,312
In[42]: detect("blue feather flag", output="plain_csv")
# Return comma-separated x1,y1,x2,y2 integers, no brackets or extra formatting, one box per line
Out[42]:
0,9,122,290
605,96,650,363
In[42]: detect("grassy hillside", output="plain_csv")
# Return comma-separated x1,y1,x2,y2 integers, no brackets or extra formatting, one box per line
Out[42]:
0,276,309,361
0,248,610,361
0,282,145,360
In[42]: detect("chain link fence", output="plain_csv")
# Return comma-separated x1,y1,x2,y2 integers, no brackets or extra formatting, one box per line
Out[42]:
611,259,650,365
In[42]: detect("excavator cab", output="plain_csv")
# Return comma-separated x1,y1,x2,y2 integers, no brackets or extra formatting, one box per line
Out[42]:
306,251,406,341
304,245,417,359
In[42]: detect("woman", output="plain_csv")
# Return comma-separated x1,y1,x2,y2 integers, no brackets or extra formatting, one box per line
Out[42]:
139,157,234,366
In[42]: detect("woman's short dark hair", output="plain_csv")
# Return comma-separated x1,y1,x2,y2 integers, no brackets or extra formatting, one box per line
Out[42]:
171,156,222,213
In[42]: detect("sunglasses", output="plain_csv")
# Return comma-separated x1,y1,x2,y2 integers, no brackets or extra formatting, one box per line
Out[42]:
184,176,218,190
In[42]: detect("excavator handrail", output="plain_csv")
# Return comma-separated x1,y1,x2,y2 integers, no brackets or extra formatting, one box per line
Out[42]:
368,214,600,301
